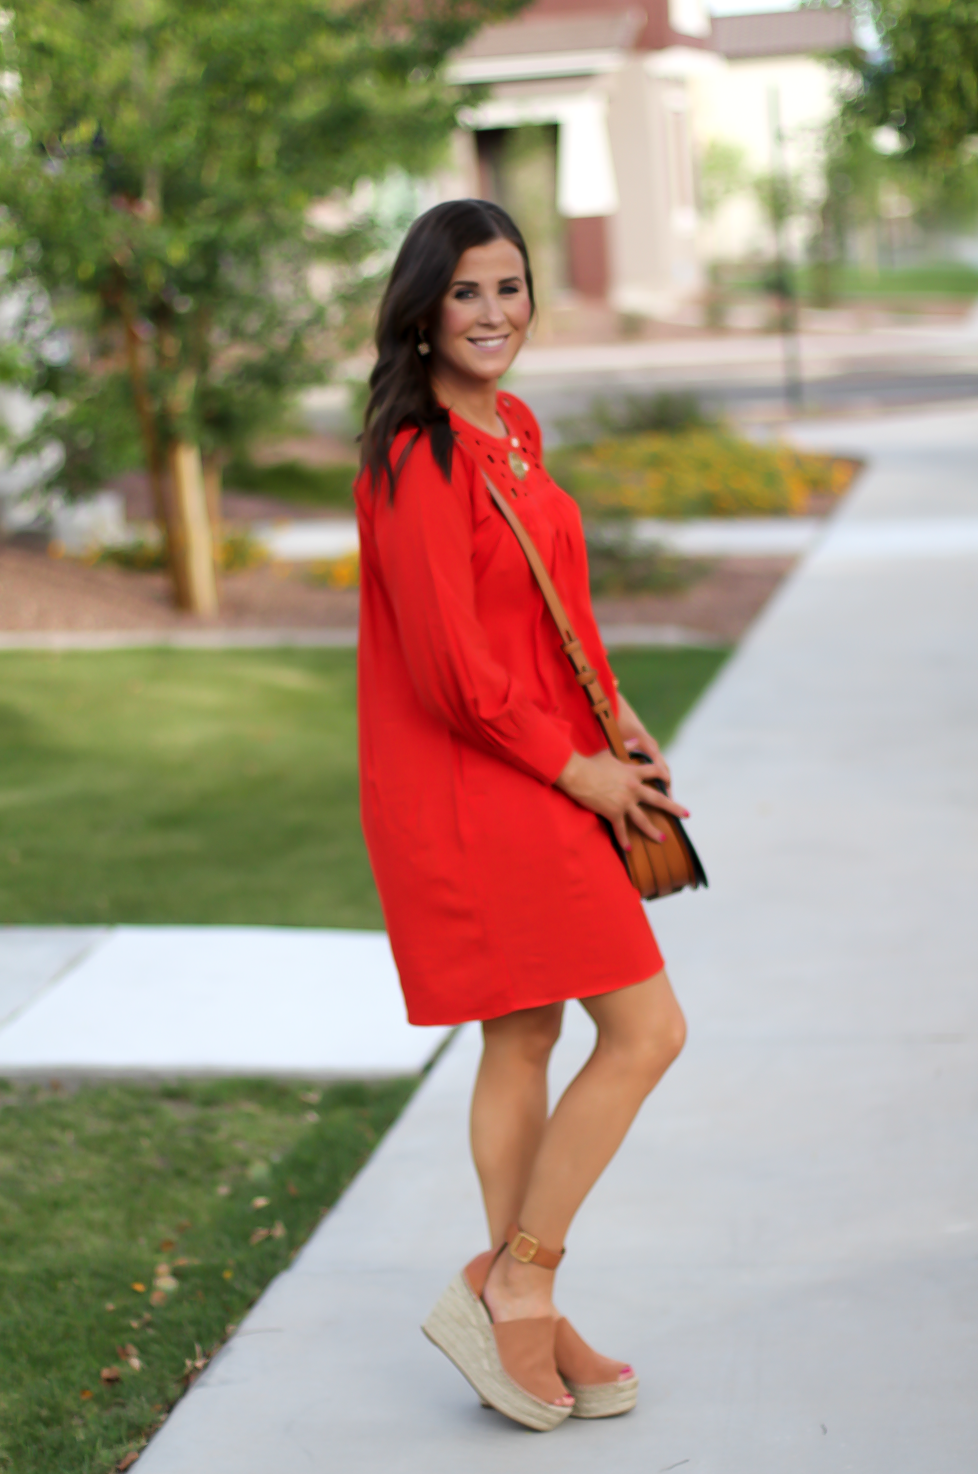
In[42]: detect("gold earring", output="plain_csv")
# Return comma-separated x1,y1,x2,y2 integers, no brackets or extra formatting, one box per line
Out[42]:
417,329,431,357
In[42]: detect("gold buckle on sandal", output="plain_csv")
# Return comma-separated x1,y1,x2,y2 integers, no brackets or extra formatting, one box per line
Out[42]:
508,1230,540,1264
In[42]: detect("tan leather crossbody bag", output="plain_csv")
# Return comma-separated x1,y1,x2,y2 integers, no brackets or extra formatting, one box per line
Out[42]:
484,472,707,902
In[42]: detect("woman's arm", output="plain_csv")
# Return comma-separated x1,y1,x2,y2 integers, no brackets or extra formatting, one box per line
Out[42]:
369,435,575,786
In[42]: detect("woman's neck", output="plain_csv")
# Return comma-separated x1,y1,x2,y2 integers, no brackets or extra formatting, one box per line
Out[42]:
430,370,504,437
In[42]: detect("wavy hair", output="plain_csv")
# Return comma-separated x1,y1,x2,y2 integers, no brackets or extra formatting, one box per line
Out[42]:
360,199,534,496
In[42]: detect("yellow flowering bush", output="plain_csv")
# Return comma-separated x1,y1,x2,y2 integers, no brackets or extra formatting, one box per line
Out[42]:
549,430,855,519
308,550,360,588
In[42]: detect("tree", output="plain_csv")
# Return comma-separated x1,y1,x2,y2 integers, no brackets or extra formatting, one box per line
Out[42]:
0,0,524,609
848,0,978,162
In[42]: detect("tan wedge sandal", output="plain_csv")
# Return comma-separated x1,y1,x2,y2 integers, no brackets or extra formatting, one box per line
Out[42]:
422,1232,573,1432
504,1223,640,1420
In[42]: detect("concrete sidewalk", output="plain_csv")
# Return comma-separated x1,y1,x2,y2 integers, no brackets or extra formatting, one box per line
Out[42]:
0,927,449,1079
136,404,977,1472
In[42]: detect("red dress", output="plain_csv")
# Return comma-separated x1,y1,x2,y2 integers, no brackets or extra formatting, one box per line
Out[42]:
355,392,664,1026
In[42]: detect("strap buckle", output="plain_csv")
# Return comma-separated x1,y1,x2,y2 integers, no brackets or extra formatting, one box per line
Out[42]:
508,1229,541,1264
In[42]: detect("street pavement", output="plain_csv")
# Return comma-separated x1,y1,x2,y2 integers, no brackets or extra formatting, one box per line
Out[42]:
304,317,978,441
131,401,978,1473
510,320,978,437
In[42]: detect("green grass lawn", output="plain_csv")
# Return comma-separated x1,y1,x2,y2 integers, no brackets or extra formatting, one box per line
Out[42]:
724,259,978,302
820,261,978,299
0,1075,414,1474
0,646,727,926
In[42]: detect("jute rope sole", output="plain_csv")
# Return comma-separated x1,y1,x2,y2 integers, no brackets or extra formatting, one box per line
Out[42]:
565,1373,639,1418
421,1273,572,1433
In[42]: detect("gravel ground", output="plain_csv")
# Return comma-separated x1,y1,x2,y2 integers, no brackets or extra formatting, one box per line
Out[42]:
1,539,792,643
0,543,360,632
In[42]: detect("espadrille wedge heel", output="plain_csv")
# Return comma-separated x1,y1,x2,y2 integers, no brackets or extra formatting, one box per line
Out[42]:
421,1241,573,1432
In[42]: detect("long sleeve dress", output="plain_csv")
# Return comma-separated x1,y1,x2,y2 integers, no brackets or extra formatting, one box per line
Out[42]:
355,391,664,1026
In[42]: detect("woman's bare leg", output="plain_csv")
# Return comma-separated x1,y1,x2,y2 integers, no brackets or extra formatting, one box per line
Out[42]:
470,1002,564,1247
483,969,685,1322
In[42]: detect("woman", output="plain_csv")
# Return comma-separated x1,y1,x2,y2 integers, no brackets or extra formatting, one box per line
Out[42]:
355,200,689,1432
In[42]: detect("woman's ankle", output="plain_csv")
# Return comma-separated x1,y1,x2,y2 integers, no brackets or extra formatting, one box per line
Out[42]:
483,1247,556,1322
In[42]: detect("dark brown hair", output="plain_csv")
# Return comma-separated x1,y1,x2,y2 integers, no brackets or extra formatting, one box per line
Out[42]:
360,198,534,496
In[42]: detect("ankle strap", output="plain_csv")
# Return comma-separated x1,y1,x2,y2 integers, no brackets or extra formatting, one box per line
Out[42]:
505,1223,564,1271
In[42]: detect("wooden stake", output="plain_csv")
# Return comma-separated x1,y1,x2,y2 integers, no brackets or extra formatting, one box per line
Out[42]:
167,441,218,616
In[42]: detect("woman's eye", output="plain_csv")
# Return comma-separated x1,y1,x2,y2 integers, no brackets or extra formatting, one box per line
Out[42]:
453,288,476,300
500,283,521,295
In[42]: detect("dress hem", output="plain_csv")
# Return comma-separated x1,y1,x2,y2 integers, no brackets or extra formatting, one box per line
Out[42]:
404,954,667,1029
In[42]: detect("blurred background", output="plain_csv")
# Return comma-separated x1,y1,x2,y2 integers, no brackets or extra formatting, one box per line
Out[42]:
1,0,976,612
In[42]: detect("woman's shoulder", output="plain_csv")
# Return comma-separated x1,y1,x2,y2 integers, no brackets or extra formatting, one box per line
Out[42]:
356,422,476,509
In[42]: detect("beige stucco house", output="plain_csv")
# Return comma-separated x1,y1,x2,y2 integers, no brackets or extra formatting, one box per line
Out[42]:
436,1,854,318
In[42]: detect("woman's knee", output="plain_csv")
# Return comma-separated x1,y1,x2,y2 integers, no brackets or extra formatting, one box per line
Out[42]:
482,1001,564,1068
601,998,686,1088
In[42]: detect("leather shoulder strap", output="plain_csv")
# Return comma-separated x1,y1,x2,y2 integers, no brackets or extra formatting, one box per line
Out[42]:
482,471,629,763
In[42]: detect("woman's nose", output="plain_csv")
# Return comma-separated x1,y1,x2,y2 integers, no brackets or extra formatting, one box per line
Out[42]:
479,295,507,324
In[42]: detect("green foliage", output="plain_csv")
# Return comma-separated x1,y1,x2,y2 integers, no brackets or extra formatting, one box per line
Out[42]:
850,0,978,164
0,1075,415,1473
97,528,268,572
549,430,855,519
559,391,712,445
586,541,711,596
21,371,146,500
0,0,529,489
697,139,751,219
0,646,723,925
598,392,713,438
225,458,358,507
97,538,169,572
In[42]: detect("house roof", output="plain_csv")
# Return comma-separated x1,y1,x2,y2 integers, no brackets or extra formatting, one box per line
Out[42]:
711,7,853,59
453,1,719,67
456,9,647,62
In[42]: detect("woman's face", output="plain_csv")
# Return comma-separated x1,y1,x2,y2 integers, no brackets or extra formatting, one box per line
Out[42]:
429,237,532,386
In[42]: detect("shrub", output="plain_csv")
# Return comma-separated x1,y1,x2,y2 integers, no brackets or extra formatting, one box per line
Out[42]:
98,529,268,574
586,539,710,595
225,459,357,508
549,429,854,519
307,550,360,588
217,529,269,574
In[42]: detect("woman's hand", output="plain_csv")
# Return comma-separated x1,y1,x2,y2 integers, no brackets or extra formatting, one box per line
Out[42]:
616,691,672,792
555,749,690,853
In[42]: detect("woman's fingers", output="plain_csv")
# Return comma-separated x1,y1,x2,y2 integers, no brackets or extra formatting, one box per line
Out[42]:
627,807,666,843
634,780,689,819
612,814,631,851
624,742,672,792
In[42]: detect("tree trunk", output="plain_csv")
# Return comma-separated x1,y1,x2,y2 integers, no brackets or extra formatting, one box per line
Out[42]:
118,299,195,608
167,441,219,616
202,451,223,561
